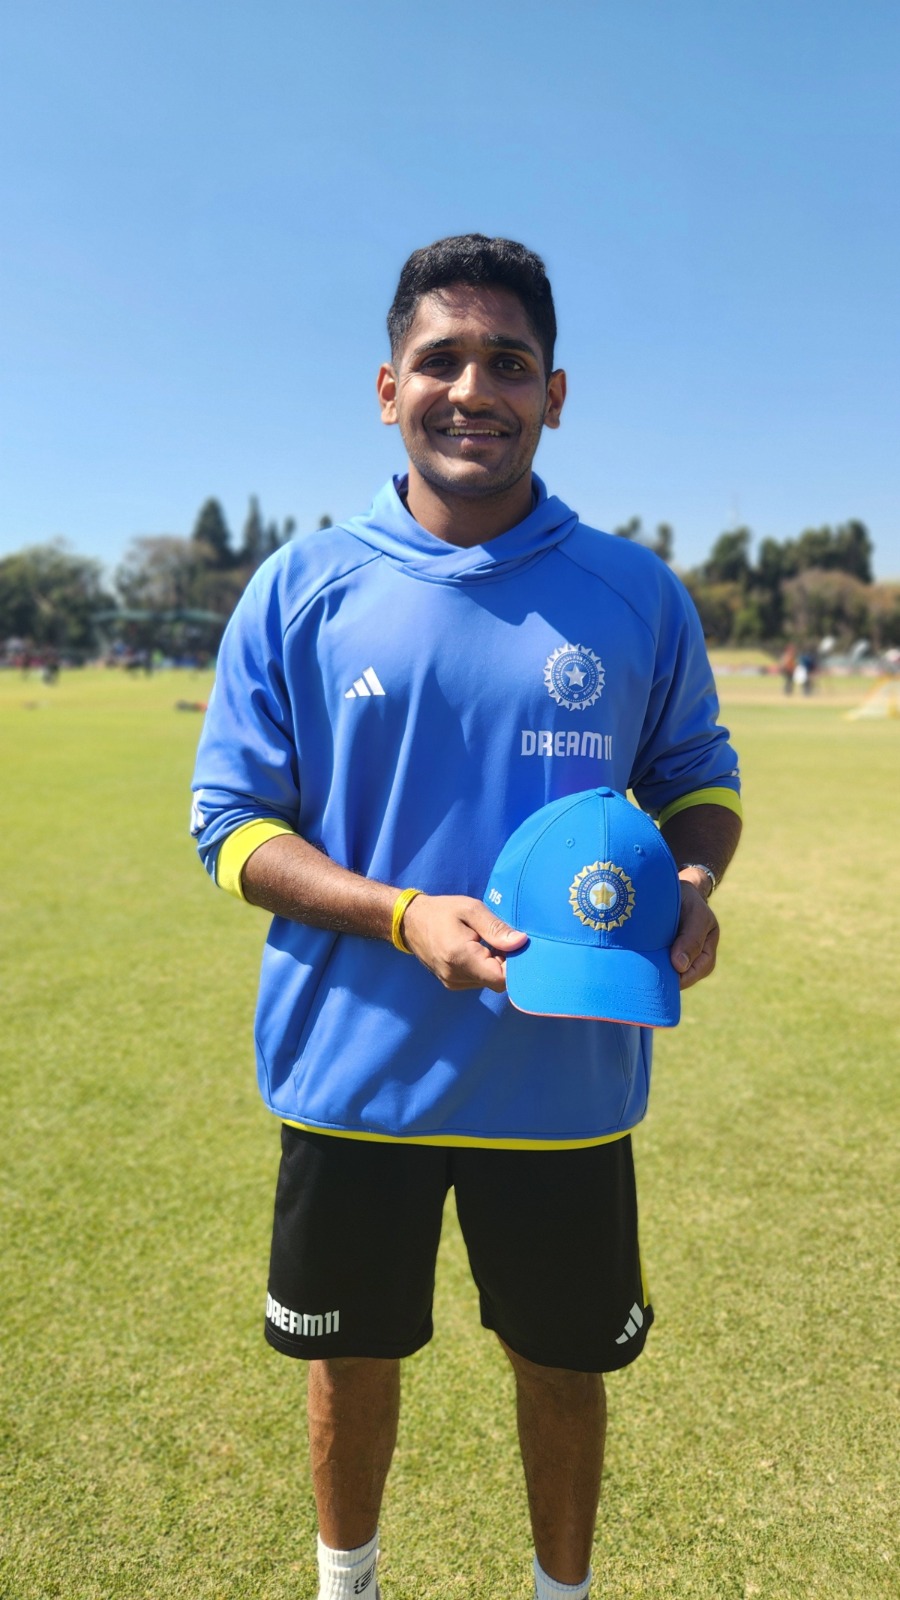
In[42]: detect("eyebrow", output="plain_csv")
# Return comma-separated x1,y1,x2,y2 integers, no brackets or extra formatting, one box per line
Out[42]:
410,334,539,359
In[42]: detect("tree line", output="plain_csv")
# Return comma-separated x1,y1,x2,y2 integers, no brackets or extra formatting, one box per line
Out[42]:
1,498,898,657
614,515,898,652
0,498,329,658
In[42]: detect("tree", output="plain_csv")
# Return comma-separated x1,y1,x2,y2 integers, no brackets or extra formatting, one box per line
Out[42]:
755,537,792,589
117,536,210,612
614,516,642,540
263,516,295,556
833,520,873,583
0,543,113,651
868,583,900,649
745,537,789,639
682,578,742,645
705,528,752,588
612,516,673,563
652,522,674,563
237,498,299,569
732,596,770,645
191,499,233,567
783,521,873,584
114,535,244,653
781,569,872,646
239,496,266,569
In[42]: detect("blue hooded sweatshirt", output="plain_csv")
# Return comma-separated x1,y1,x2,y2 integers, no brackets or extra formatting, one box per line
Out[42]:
191,476,740,1146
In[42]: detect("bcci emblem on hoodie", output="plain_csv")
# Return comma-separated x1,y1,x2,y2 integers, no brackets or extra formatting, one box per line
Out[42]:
569,861,636,931
544,643,605,710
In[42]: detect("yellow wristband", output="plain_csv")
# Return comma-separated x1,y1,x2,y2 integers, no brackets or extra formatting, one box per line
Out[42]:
391,888,422,954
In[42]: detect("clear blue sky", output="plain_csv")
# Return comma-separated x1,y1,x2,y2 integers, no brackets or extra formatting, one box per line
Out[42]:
2,0,898,579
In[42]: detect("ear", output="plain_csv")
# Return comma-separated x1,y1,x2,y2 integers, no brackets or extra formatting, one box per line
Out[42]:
543,368,567,430
377,363,398,425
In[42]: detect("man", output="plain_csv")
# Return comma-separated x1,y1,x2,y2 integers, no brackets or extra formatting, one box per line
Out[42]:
191,234,741,1600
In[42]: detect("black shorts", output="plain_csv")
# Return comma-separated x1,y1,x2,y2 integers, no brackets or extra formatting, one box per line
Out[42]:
265,1126,653,1373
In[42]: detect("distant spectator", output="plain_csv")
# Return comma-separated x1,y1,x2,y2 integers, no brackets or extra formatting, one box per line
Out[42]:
798,650,817,695
779,643,797,694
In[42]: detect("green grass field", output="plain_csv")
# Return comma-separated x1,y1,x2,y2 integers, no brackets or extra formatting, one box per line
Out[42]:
2,664,897,1600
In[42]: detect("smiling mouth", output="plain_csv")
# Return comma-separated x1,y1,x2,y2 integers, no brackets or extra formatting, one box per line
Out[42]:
438,425,509,438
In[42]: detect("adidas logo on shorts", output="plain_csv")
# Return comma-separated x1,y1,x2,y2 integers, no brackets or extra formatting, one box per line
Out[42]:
615,1301,645,1344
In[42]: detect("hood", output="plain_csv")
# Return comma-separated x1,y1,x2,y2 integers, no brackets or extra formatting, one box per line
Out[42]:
340,475,579,584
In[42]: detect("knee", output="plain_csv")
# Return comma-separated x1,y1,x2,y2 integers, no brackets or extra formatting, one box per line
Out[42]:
312,1356,392,1382
308,1355,400,1402
499,1339,603,1399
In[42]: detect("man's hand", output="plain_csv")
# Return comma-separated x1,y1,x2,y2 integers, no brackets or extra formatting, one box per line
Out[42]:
240,835,525,992
401,893,527,993
661,803,741,991
670,879,720,990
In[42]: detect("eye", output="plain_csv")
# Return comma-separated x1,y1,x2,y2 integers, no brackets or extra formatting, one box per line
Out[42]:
494,356,526,373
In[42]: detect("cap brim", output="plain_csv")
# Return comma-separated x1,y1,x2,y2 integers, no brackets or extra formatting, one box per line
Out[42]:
505,937,681,1028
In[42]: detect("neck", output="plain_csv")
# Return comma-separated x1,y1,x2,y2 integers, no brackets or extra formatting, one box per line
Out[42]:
402,468,534,548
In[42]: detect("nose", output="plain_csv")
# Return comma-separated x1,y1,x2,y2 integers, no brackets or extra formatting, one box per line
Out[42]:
447,359,492,408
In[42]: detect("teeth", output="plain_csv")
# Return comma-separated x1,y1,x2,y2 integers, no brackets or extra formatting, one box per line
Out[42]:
443,427,503,437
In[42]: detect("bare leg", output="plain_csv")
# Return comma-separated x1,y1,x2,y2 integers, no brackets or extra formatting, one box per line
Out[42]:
501,1341,606,1585
307,1356,400,1549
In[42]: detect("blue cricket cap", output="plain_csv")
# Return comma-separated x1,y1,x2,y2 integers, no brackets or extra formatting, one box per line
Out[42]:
485,787,681,1027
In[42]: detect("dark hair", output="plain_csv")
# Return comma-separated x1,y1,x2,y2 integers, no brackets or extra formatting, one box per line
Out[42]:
387,233,557,374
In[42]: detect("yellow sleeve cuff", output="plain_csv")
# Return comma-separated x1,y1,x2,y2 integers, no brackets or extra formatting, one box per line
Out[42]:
657,786,744,828
216,818,296,900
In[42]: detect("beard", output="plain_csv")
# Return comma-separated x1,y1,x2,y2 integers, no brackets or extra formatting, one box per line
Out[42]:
399,415,544,501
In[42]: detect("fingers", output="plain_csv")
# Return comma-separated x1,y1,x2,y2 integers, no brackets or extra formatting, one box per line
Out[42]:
405,885,722,999
463,902,529,952
670,882,720,991
401,894,526,992
444,942,511,994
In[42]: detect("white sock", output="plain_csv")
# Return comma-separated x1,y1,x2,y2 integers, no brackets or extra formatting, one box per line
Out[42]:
533,1553,591,1600
316,1530,379,1600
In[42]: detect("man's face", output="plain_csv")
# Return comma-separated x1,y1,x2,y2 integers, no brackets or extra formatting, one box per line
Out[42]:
377,284,566,503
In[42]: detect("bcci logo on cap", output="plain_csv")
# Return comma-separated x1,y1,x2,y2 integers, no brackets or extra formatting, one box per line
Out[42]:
569,861,636,931
544,643,605,711
485,788,681,1029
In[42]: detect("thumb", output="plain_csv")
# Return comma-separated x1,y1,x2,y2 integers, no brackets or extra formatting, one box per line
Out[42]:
470,903,527,949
